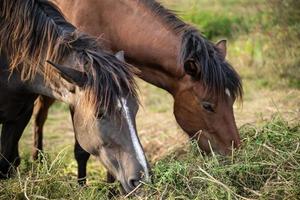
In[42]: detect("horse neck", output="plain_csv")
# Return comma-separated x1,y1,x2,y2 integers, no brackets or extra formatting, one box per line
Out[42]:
56,0,185,94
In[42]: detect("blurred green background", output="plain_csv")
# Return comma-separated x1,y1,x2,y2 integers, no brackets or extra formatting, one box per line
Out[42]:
0,0,299,199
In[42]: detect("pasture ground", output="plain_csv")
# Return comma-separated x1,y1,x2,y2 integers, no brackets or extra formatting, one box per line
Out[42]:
0,0,299,199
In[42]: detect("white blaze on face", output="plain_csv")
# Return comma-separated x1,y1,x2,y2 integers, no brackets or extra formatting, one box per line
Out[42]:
225,88,231,97
120,98,150,181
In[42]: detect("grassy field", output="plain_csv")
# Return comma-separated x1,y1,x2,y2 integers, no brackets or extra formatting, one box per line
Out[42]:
0,0,299,199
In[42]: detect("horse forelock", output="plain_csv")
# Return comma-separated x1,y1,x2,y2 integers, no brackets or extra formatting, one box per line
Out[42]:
0,0,138,123
77,47,138,124
180,29,243,101
56,34,138,124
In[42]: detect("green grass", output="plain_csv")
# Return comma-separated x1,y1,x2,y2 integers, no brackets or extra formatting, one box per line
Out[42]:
123,116,300,199
184,11,247,39
166,0,300,89
0,0,300,199
0,116,299,199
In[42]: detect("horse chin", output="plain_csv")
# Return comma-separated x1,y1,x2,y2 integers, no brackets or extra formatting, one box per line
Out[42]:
98,151,143,194
119,180,135,194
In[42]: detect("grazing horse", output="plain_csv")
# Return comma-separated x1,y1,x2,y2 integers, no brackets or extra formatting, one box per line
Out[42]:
34,0,243,183
0,0,149,193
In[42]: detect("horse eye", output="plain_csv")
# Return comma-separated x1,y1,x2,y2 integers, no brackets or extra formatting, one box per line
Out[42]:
202,102,214,113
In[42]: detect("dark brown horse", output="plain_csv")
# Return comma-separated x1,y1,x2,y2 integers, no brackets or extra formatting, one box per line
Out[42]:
34,0,243,183
0,0,149,193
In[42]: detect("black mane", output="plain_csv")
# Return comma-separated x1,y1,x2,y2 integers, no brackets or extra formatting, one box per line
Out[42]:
0,0,137,118
141,0,243,100
180,29,243,99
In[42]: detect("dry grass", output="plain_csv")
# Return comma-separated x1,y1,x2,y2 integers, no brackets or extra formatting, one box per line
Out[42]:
0,0,299,199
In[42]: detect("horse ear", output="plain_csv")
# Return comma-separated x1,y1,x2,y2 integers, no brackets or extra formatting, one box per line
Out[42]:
115,50,125,62
184,59,199,77
46,60,87,87
216,40,227,60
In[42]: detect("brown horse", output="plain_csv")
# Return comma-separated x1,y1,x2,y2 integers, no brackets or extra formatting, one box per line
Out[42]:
34,0,243,183
0,0,149,193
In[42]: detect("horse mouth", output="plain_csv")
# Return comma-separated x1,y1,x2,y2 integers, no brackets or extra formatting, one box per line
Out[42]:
190,130,235,155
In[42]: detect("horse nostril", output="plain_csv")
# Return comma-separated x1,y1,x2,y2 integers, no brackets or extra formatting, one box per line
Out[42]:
128,178,140,188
